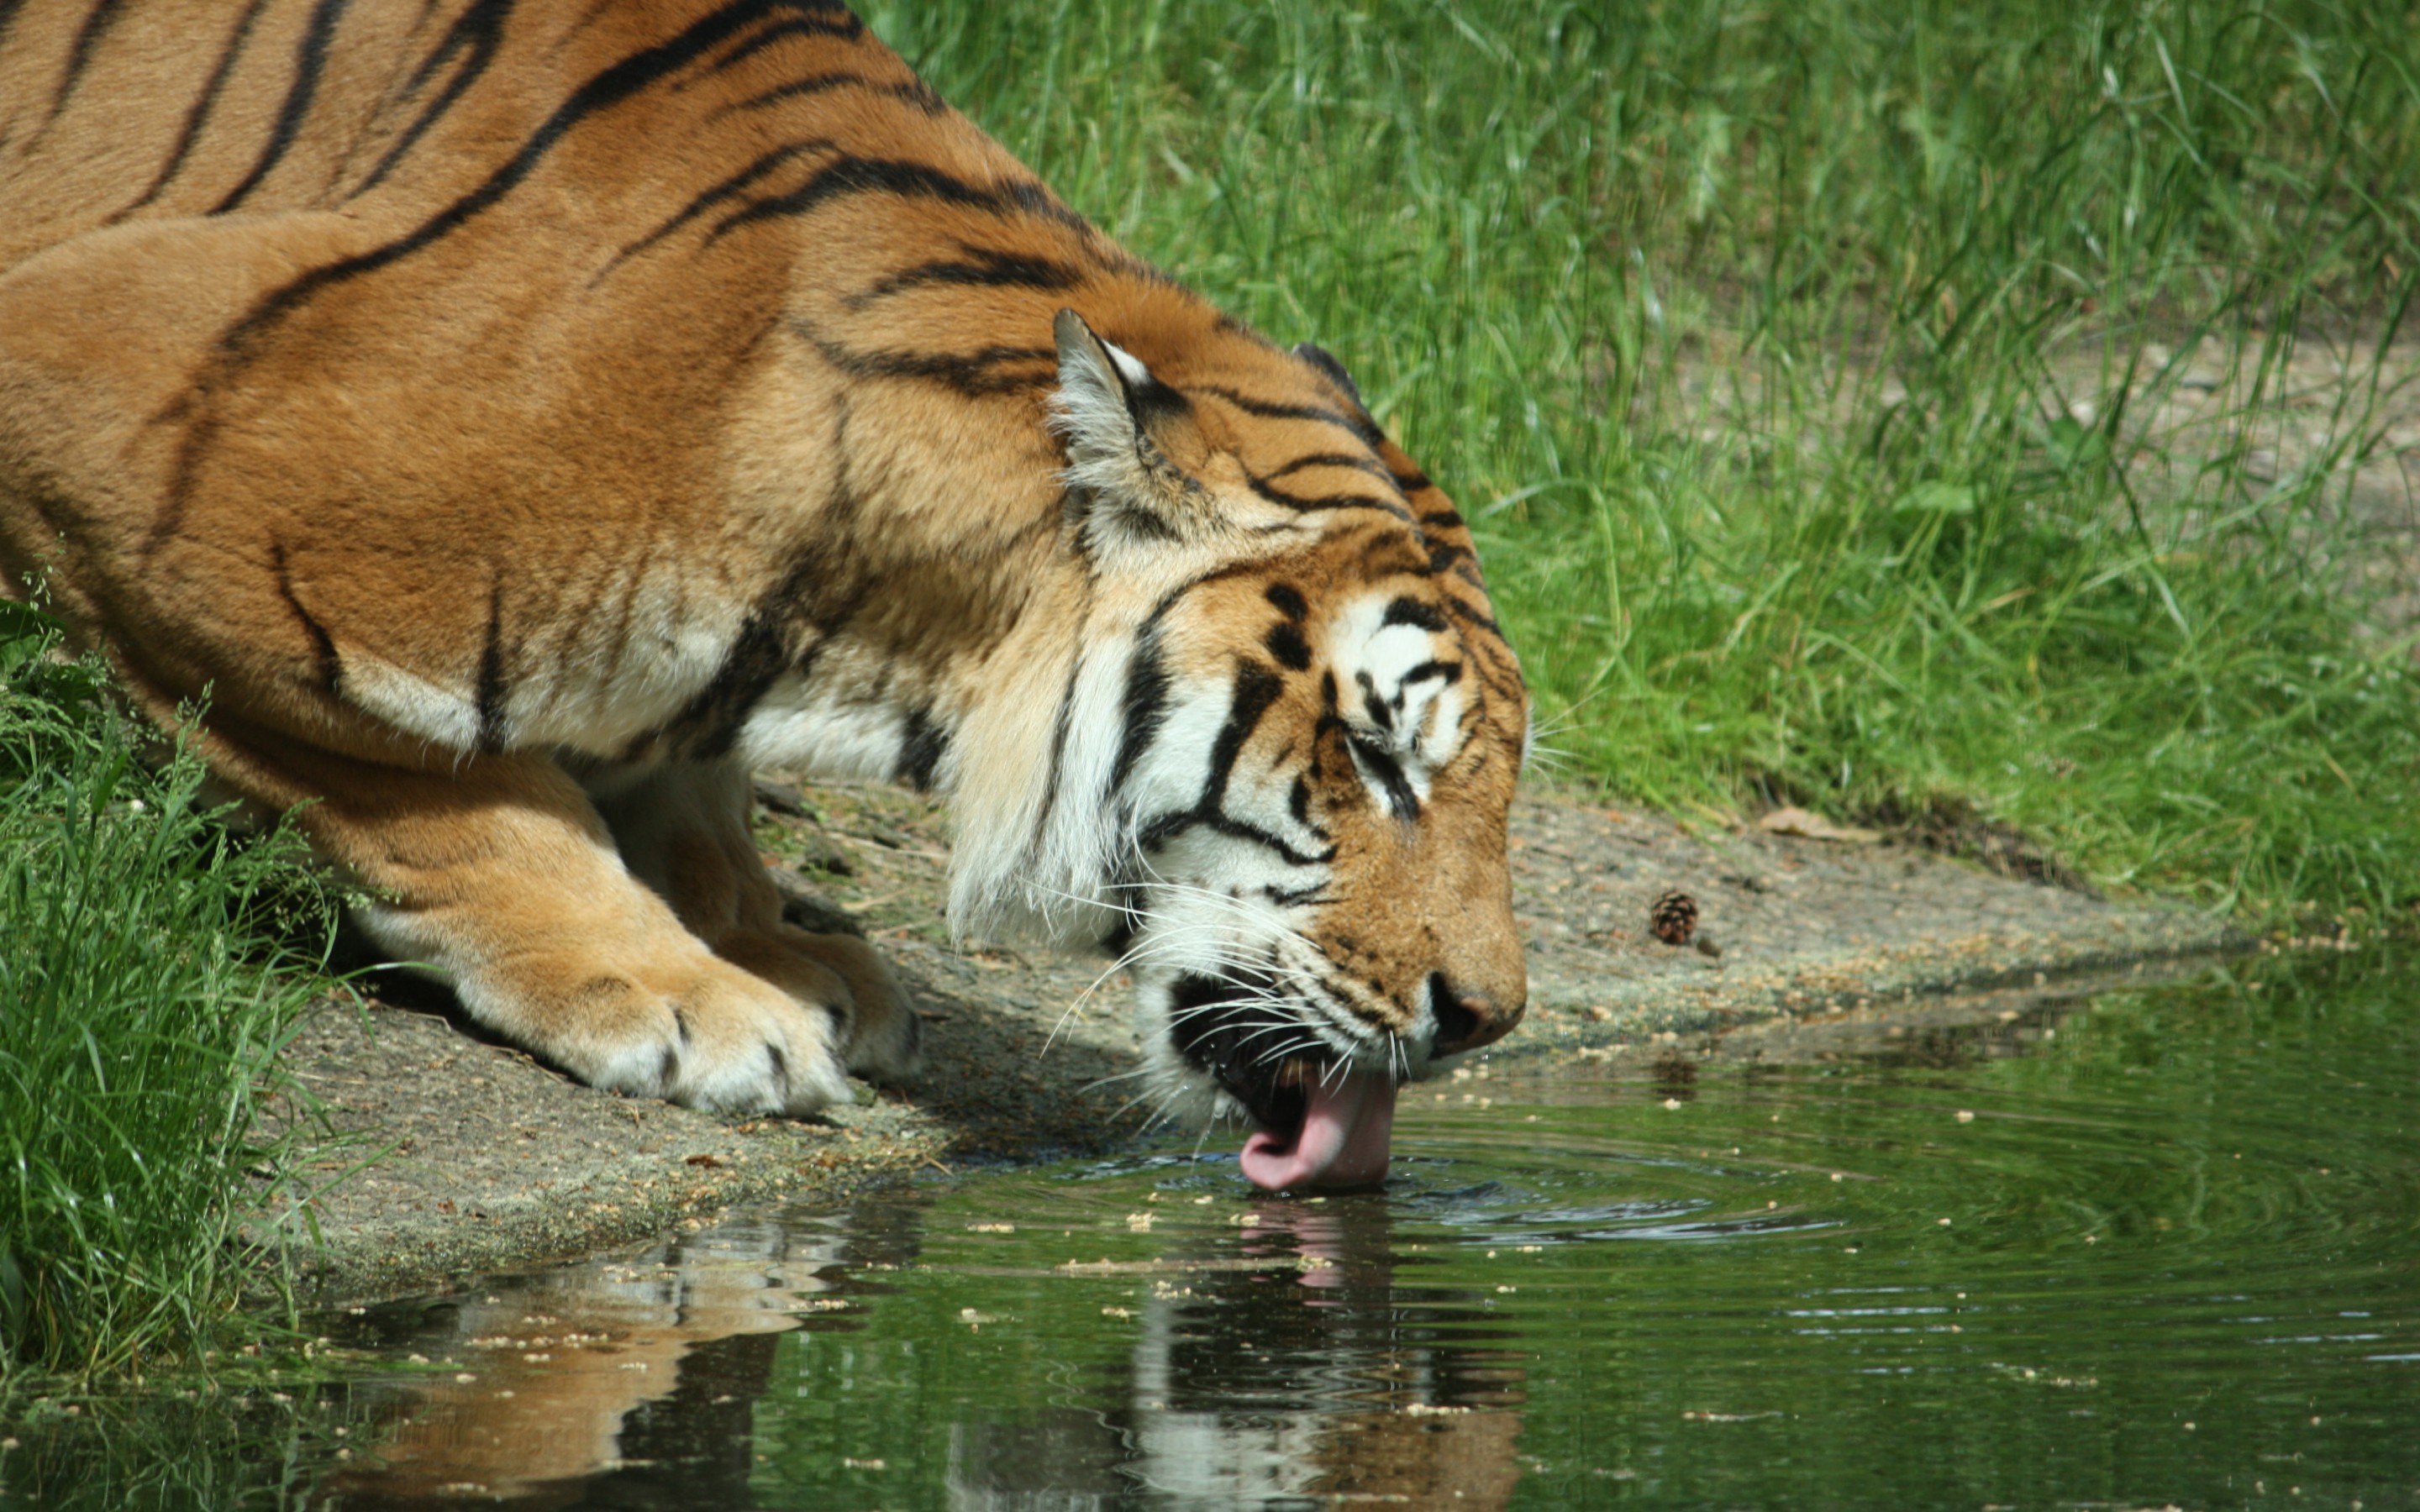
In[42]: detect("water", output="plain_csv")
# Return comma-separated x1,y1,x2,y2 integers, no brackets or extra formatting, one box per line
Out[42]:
4,951,2416,1509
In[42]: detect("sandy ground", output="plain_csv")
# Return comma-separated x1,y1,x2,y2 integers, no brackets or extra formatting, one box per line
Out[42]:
261,776,2228,1302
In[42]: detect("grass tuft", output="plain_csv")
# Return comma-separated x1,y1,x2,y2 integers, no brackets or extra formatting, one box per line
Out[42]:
0,601,336,1383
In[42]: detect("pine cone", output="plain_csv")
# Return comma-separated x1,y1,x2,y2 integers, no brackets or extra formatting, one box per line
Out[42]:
1649,890,1698,946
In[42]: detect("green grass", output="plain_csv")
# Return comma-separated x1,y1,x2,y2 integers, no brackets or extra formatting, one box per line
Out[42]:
0,602,335,1383
867,0,2420,920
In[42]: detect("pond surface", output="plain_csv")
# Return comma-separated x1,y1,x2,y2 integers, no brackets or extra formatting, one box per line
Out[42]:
4,950,2416,1509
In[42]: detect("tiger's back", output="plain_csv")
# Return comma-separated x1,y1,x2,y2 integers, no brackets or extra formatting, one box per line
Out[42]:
0,0,1092,761
0,0,1530,1193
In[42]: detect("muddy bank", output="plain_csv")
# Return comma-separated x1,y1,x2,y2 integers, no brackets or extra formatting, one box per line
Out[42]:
264,778,2230,1300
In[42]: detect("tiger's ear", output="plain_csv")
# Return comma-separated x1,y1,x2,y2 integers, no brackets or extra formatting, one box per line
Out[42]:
1051,308,1213,549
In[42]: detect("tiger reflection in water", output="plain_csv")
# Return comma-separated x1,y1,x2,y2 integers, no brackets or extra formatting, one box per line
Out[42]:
945,1200,1527,1511
324,1198,1523,1510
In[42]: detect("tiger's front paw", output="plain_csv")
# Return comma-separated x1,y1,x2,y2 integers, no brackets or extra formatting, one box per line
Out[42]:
539,959,855,1118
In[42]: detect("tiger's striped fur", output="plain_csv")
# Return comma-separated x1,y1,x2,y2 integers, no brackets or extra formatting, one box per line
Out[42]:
0,0,1528,1188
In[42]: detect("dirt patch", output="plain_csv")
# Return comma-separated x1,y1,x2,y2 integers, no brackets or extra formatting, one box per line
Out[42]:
263,777,2229,1301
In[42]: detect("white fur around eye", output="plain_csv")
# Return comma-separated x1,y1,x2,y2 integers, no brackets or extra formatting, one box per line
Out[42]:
1324,591,1465,804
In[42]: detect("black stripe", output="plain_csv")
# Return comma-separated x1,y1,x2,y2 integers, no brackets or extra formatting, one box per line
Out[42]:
350,0,516,198
655,608,785,761
1263,622,1311,671
45,0,128,123
1426,538,1472,575
1381,596,1448,633
475,577,508,749
1440,591,1500,638
1264,583,1307,620
793,322,1054,396
1352,742,1420,822
1205,664,1282,808
1242,471,1412,522
110,0,272,218
722,70,943,117
1127,373,1192,428
713,154,1087,241
270,543,340,693
1130,662,1312,864
1201,811,1331,866
894,706,947,791
723,68,867,109
1260,451,1393,486
702,6,860,74
1106,626,1171,795
1195,384,1383,447
1020,620,1088,861
211,0,354,214
1097,561,1297,803
643,396,870,759
1139,807,1334,869
1358,675,1392,732
608,137,836,273
1416,505,1461,529
844,244,1081,309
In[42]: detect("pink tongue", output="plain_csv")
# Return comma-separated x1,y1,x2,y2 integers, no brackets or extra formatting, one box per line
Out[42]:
1238,1068,1397,1191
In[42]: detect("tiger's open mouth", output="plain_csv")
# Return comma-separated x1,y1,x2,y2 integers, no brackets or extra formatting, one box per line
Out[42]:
1166,974,1398,1192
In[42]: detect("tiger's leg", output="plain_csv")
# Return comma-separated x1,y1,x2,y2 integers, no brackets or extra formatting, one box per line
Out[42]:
584,759,924,1084
220,727,859,1116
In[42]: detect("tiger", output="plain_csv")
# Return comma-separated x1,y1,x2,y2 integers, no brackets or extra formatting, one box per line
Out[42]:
0,0,1528,1190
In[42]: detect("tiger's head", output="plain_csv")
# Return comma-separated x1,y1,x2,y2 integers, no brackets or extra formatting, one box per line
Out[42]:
956,309,1528,1192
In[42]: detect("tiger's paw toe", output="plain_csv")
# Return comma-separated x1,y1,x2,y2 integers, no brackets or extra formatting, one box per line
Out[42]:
824,936,925,1084
739,927,925,1085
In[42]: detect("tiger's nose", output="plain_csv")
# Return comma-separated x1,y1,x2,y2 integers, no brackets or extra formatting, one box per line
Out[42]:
1426,973,1524,1056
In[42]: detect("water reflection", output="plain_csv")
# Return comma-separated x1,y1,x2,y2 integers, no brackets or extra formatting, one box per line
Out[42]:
12,953,2417,1510
303,1192,1527,1509
944,1199,1524,1511
320,1211,875,1507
